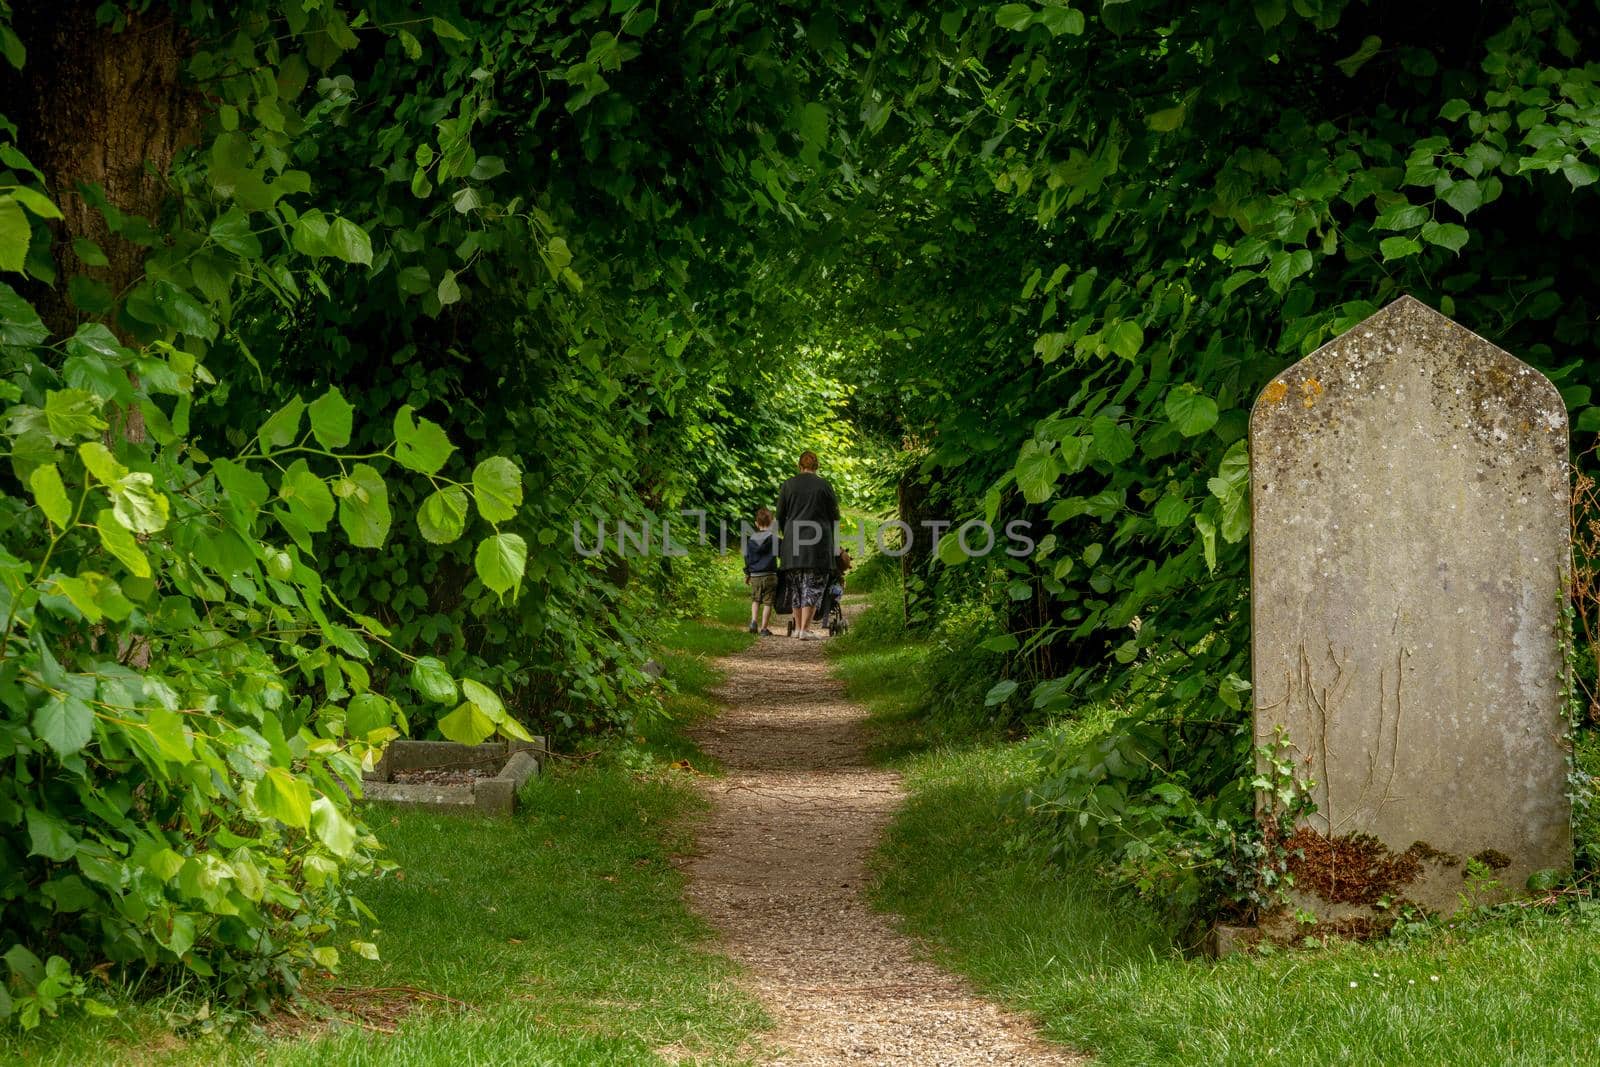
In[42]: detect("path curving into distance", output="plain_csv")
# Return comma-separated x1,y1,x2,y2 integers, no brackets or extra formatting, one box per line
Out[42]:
681,604,1080,1066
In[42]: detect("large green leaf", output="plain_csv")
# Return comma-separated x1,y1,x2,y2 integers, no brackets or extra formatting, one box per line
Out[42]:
471,456,523,523
308,387,354,449
336,463,390,548
1164,386,1219,437
411,656,458,704
418,485,469,543
255,766,311,829
475,532,527,599
279,459,336,531
33,675,95,756
393,405,455,474
28,463,71,528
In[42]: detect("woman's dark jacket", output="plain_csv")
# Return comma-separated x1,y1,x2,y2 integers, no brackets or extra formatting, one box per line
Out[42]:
777,471,840,572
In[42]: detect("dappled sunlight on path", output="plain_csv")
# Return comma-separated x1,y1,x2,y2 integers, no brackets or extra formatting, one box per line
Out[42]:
681,609,1080,1066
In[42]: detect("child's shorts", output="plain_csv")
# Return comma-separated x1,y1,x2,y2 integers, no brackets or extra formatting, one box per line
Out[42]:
749,572,777,606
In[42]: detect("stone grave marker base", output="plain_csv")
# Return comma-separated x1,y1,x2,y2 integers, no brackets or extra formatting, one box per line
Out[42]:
361,738,546,815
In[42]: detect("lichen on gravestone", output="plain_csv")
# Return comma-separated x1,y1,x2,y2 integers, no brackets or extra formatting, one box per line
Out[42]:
1249,295,1571,924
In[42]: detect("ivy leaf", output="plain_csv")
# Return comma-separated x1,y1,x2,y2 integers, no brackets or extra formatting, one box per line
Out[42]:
254,767,311,829
335,463,391,548
1164,386,1219,436
475,532,527,599
471,456,523,523
411,656,458,704
28,463,71,528
393,405,455,474
308,387,354,449
418,485,469,543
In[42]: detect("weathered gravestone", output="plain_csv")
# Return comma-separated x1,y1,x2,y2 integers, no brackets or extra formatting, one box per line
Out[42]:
1250,295,1571,926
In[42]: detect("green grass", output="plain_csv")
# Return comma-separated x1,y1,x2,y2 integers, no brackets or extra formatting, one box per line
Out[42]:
830,594,1600,1067
3,577,764,1066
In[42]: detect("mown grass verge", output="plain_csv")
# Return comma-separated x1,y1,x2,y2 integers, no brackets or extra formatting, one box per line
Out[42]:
829,595,1600,1066
3,578,763,1066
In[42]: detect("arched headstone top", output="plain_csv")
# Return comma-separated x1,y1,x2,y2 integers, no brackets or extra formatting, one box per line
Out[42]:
1251,296,1566,478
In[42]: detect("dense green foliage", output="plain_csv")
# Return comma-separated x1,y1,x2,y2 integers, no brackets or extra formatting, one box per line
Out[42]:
5,0,1600,1027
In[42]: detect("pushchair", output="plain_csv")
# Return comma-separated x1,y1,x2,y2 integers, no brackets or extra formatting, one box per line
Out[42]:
781,555,850,637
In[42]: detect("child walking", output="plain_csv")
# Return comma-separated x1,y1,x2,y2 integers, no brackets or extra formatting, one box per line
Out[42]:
744,507,779,636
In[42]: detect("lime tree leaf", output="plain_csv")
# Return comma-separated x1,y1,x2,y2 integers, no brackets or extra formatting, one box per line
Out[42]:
1254,0,1286,29
145,705,192,760
437,702,496,745
109,473,168,534
310,796,357,857
255,766,311,828
936,530,970,566
212,458,269,515
308,387,354,449
475,532,527,599
1421,221,1469,253
257,396,305,450
96,510,150,577
336,463,390,548
471,456,523,523
77,441,125,485
1195,512,1219,573
28,463,71,527
346,692,392,737
1091,416,1135,464
984,679,1019,706
1014,441,1060,504
1441,178,1483,217
26,809,77,862
411,657,458,704
1153,493,1190,528
0,196,29,272
1379,236,1422,261
437,270,461,305
43,389,107,441
152,280,217,340
994,4,1031,30
418,485,468,543
1165,386,1219,436
327,218,373,266
1266,249,1314,292
33,681,95,756
1107,320,1144,359
393,405,455,474
279,459,335,532
1146,104,1185,133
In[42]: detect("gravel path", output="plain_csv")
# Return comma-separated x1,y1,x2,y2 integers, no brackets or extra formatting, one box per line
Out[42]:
682,608,1080,1066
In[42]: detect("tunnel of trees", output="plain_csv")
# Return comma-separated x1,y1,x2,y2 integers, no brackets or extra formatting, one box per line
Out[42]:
3,0,1600,1021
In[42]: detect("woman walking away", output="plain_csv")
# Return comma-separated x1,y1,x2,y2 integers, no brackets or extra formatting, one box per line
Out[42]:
777,450,840,640
744,507,779,636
